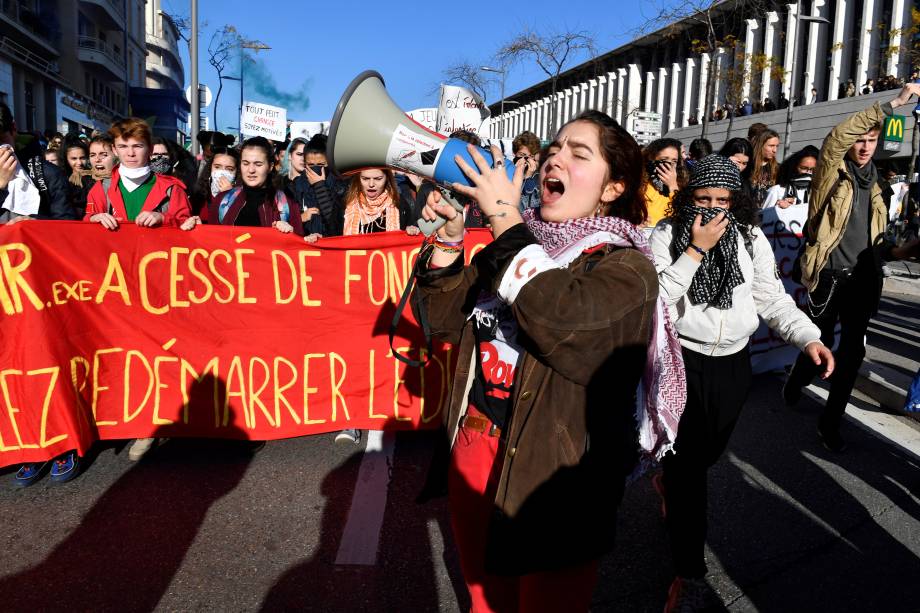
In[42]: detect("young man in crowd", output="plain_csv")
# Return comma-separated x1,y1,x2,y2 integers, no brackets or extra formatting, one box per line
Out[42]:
785,83,920,451
85,117,191,461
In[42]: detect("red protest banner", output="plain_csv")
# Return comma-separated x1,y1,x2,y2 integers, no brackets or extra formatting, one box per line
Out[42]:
0,222,490,468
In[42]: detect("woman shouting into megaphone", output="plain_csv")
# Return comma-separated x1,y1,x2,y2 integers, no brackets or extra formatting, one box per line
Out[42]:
415,111,685,613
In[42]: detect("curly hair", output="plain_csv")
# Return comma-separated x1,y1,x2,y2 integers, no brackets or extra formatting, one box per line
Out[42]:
554,110,646,226
642,137,688,191
666,185,760,240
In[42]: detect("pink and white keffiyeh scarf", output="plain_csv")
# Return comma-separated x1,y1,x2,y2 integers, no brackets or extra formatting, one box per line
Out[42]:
523,209,686,461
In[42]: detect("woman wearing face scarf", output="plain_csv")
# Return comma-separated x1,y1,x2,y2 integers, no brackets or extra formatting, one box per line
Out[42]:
183,136,304,236
191,146,240,221
415,110,685,612
648,155,834,612
641,138,686,233
761,145,819,210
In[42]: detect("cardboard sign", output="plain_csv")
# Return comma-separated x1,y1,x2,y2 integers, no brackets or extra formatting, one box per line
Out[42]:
436,85,490,137
241,101,287,141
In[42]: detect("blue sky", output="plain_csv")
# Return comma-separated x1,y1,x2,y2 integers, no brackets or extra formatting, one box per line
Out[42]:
165,0,667,134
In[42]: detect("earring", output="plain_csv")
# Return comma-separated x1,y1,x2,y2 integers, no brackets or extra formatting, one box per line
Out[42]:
594,201,607,217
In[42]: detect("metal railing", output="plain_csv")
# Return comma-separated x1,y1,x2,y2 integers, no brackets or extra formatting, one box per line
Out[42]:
77,35,126,69
0,36,59,77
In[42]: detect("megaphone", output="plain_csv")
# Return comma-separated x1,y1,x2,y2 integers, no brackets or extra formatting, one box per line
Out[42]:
327,70,515,236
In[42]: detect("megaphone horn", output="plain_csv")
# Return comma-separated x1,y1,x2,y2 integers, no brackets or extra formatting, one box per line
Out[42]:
327,71,515,236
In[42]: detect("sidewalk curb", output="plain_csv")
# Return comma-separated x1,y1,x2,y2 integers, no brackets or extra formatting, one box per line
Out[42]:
883,275,920,297
854,359,917,420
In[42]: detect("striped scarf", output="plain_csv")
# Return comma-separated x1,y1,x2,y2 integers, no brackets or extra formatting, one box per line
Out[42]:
343,191,400,235
523,208,686,462
672,205,745,309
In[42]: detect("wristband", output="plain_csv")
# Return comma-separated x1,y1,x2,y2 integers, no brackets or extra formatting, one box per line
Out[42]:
688,243,707,258
433,243,463,254
435,234,464,247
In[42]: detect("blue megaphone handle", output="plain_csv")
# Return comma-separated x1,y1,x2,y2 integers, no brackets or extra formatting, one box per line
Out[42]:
433,138,516,189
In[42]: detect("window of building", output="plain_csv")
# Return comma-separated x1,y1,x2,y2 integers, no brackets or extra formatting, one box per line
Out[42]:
24,81,36,131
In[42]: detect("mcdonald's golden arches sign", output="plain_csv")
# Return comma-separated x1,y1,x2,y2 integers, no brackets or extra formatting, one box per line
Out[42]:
883,115,905,142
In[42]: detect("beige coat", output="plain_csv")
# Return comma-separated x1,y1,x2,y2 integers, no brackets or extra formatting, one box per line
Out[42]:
799,101,891,291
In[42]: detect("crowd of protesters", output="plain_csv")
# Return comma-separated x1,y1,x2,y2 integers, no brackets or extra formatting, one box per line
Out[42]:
693,71,918,125
2,76,920,613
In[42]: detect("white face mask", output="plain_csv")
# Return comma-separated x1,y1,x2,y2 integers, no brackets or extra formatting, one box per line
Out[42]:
211,169,236,196
119,164,151,192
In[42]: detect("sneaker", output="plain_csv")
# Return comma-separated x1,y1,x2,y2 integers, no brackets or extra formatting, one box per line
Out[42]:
49,451,81,483
882,264,893,278
13,461,50,488
652,472,667,519
782,377,802,408
127,438,157,461
817,425,847,453
334,429,361,445
663,577,719,613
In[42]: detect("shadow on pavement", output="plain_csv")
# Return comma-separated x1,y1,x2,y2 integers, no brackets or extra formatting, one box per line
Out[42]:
706,374,920,611
260,422,466,612
0,375,255,612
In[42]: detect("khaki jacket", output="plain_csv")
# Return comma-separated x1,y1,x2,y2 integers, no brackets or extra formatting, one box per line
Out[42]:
799,102,892,291
415,223,657,575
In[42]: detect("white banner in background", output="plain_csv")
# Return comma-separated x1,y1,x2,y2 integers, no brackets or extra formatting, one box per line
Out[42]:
436,85,490,137
289,121,330,140
407,108,438,132
240,101,287,141
750,203,810,374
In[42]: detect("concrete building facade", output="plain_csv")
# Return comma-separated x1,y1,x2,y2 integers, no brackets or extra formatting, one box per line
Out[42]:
488,0,917,159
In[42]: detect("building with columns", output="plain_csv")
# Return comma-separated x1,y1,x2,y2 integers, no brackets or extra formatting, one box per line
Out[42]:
487,0,917,158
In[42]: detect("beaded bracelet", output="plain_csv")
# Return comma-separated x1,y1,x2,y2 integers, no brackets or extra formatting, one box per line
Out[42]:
433,242,463,254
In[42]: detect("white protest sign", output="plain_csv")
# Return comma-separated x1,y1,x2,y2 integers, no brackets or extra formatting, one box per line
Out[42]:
750,203,809,374
407,108,438,132
241,101,287,141
289,121,330,140
436,85,490,137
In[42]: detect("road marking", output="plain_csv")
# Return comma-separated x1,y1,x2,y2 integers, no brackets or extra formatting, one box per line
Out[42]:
334,430,396,566
804,385,920,462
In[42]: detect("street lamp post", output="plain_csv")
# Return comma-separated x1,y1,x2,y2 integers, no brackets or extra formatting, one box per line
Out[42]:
784,1,829,156
224,40,271,137
481,66,506,139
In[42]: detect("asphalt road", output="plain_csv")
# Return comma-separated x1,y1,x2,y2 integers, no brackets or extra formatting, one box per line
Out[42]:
1,344,919,612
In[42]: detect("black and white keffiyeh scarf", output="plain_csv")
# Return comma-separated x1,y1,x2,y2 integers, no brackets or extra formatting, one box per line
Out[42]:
672,204,745,309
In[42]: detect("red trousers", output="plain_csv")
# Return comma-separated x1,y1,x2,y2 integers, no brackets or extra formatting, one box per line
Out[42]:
447,407,599,613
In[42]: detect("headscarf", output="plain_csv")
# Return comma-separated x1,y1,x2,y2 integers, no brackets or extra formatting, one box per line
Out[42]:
672,155,746,309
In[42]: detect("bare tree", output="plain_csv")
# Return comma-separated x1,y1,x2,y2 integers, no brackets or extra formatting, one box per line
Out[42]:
208,25,241,129
438,60,492,102
496,29,597,136
637,0,770,139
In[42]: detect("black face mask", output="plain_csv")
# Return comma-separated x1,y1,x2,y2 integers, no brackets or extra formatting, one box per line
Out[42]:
790,173,812,191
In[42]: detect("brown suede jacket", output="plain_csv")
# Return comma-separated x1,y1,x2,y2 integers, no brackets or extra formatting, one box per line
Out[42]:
414,223,658,575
